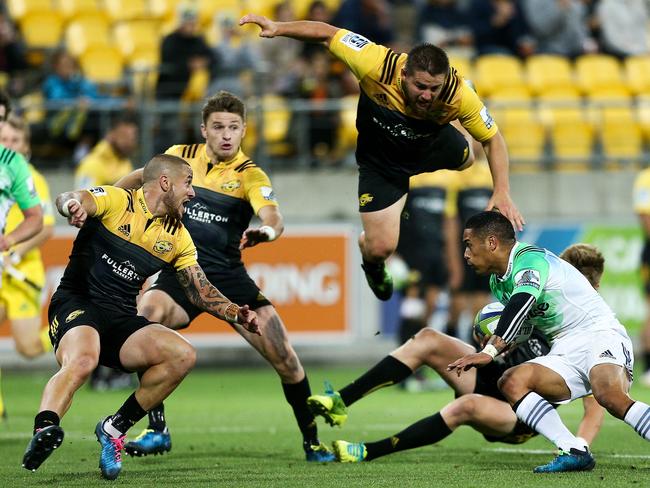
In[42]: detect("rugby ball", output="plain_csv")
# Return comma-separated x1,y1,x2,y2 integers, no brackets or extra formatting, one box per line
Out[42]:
473,301,504,341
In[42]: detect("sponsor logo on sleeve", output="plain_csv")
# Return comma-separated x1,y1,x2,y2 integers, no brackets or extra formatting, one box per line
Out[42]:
340,32,370,51
514,269,541,289
480,106,494,129
89,187,107,196
260,186,275,201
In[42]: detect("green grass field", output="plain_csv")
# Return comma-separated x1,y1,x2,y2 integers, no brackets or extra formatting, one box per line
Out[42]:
1,365,649,487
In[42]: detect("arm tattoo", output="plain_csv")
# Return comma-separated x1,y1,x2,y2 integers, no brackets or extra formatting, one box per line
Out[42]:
177,265,239,321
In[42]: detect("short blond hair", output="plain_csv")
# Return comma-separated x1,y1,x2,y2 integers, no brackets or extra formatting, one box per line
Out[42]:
560,243,605,288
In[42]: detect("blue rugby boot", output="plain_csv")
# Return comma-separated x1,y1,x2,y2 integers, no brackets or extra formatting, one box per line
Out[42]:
305,442,336,462
95,420,125,480
533,448,595,473
124,428,172,457
22,425,65,471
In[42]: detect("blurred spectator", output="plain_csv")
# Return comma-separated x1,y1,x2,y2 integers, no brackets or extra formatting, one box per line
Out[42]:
208,13,260,98
42,49,103,161
0,13,27,96
417,0,474,57
156,5,213,100
301,1,334,59
75,113,138,189
332,0,395,45
521,0,595,58
292,50,343,167
596,0,649,57
258,1,303,96
469,0,535,57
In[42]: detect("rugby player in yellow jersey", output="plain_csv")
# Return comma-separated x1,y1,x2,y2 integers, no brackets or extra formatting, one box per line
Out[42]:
240,14,524,301
21,154,259,480
116,91,335,462
0,115,55,359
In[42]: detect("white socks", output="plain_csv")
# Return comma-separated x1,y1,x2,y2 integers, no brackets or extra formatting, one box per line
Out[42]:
515,392,587,452
624,401,650,440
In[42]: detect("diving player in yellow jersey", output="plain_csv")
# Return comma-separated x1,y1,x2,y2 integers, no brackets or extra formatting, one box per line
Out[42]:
115,91,335,462
21,154,258,480
240,14,524,301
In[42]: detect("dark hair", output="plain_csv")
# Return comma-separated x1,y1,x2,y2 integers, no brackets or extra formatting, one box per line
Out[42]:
0,90,11,121
143,154,190,182
405,44,449,77
559,243,605,288
464,211,516,243
202,90,245,123
110,112,139,131
5,114,30,144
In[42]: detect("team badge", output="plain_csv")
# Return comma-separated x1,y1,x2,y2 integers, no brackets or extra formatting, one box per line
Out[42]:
153,240,173,254
260,186,276,201
359,193,374,207
514,269,541,289
221,180,241,192
89,187,107,196
65,309,85,323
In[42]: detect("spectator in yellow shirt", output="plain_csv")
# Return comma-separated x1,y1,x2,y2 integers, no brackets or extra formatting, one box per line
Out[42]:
75,114,138,189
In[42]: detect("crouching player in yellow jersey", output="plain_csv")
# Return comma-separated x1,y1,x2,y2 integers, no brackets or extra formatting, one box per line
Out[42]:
21,154,258,480
116,91,335,462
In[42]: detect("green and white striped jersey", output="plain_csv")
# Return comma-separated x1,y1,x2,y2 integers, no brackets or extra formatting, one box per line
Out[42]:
0,145,40,233
490,241,626,343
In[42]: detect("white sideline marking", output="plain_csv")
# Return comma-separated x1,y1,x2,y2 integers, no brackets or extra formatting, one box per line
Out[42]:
485,447,650,459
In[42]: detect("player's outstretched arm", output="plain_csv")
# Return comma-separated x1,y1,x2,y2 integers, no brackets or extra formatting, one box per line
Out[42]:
576,395,605,447
56,190,97,228
176,264,260,335
239,206,284,250
114,168,144,190
0,204,43,252
482,131,525,231
239,14,339,45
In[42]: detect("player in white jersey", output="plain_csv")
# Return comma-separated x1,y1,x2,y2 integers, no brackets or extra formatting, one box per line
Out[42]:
448,211,649,473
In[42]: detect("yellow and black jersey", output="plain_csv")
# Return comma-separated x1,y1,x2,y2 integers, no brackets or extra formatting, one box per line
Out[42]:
634,167,650,215
58,186,197,313
452,159,493,225
398,170,457,257
328,29,498,173
75,140,134,188
165,144,278,271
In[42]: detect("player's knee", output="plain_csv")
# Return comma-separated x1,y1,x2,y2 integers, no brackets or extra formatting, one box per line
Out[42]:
498,367,528,402
68,354,99,381
15,338,43,359
450,394,481,423
139,302,167,323
412,328,441,352
272,350,303,382
169,341,196,376
593,388,629,419
363,237,395,262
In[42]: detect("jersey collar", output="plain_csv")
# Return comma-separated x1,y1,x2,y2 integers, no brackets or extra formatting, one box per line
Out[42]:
135,188,154,220
497,241,524,282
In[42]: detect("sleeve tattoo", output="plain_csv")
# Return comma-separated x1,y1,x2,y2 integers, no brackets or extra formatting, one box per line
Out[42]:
177,265,239,322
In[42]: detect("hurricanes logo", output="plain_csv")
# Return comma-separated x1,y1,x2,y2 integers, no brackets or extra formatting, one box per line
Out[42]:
65,309,85,323
390,436,400,448
153,240,173,254
221,180,241,192
359,193,374,207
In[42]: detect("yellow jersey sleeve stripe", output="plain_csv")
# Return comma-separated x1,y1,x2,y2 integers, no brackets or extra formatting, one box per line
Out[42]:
380,50,399,85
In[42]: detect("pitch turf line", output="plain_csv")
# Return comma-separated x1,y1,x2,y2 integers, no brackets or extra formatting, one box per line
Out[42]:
485,447,650,459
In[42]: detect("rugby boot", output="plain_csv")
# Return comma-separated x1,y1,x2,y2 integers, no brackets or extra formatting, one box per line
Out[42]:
95,419,125,480
361,262,393,301
305,442,336,462
332,440,367,463
533,448,595,473
124,427,172,457
22,425,65,471
307,381,348,427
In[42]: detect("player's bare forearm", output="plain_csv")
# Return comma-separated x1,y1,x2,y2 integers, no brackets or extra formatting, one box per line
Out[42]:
176,266,260,336
11,223,53,258
1,206,43,251
482,131,510,194
240,14,338,44
114,169,144,190
577,395,605,446
56,190,97,227
240,206,284,249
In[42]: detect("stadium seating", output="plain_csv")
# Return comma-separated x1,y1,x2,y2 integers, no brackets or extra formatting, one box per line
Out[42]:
500,119,546,171
105,0,149,22
113,20,161,64
550,121,594,171
575,54,626,95
65,14,112,57
78,46,125,84
335,94,358,157
525,55,574,96
260,94,293,156
56,0,101,21
449,56,472,80
7,0,54,21
473,54,525,97
625,55,650,96
600,120,643,163
19,10,64,49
